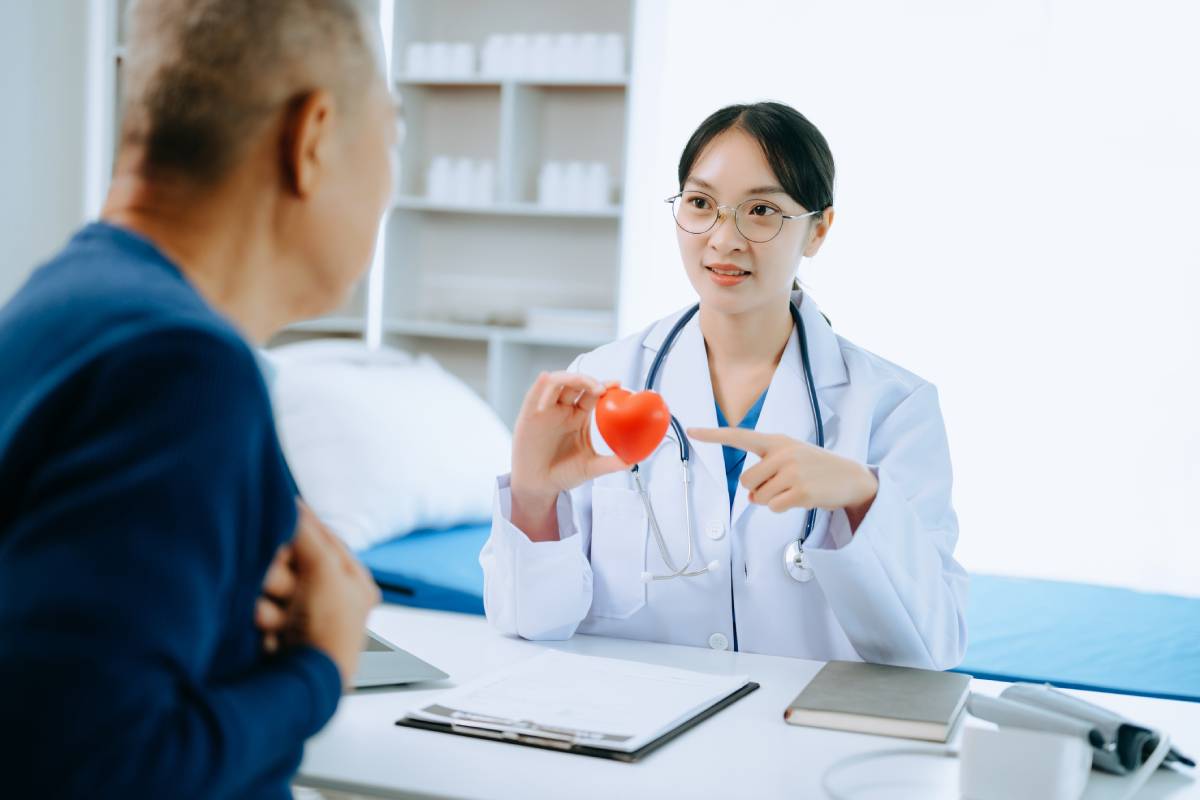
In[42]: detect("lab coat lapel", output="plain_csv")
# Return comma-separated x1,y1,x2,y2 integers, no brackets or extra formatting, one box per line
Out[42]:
729,292,844,527
645,311,726,489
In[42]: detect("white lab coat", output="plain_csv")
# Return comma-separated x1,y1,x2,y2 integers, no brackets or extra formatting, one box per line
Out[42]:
480,291,968,669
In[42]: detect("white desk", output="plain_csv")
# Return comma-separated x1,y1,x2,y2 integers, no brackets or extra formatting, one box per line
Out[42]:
299,606,1199,800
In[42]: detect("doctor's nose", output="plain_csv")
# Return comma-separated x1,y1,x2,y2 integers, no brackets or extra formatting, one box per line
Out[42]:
706,208,748,253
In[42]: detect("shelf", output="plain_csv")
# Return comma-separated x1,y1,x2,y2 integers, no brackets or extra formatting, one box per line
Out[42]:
396,75,627,89
385,318,611,349
392,195,621,219
285,316,365,335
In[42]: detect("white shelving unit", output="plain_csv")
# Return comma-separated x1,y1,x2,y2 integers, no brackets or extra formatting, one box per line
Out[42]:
86,0,635,428
373,0,635,426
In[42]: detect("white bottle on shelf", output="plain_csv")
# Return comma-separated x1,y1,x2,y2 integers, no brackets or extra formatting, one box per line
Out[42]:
550,34,571,80
474,160,496,205
564,161,587,209
449,43,474,78
600,34,625,79
452,157,474,205
427,42,452,79
538,161,565,208
530,33,553,81
480,35,501,78
405,42,429,79
509,33,531,80
578,33,602,80
586,162,610,209
427,156,452,202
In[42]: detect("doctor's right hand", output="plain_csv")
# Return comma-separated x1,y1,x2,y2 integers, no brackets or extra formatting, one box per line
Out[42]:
510,371,629,540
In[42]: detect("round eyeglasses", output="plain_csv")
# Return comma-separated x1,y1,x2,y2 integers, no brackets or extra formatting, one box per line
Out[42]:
665,190,819,243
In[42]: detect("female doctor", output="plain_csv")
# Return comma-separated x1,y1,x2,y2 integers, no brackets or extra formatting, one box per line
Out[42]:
480,102,968,670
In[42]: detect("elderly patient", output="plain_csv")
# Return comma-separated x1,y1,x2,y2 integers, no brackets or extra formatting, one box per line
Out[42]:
0,1,396,796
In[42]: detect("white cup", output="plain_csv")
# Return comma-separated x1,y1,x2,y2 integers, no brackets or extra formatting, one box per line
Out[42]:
427,42,452,79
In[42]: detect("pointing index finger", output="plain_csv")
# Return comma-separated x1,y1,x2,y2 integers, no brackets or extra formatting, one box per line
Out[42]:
686,426,773,455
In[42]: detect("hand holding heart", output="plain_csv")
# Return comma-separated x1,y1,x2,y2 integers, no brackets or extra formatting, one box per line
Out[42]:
686,427,878,526
509,372,631,509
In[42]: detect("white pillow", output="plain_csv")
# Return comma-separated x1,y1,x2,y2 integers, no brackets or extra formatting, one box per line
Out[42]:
267,340,512,551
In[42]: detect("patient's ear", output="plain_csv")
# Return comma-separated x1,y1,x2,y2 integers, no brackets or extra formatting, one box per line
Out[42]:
280,90,336,198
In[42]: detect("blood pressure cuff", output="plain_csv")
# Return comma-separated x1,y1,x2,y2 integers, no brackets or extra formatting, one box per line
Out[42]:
966,683,1194,775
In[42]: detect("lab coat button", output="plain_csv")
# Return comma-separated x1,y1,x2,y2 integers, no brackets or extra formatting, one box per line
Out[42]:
705,522,725,540
708,633,729,651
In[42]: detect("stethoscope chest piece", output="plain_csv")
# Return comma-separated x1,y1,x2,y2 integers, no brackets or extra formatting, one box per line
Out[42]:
784,540,815,583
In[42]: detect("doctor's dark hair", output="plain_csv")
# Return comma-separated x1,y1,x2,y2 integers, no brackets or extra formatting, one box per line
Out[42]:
677,102,835,215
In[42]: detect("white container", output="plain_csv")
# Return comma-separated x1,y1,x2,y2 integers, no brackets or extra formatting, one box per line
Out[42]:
509,33,531,79
452,158,474,205
426,156,452,202
548,34,570,80
449,43,474,78
564,161,587,209
586,162,610,209
530,33,554,80
538,161,565,208
474,160,495,205
427,42,452,79
480,35,503,77
405,42,429,78
555,33,580,78
600,33,625,79
577,33,602,80
959,726,1092,800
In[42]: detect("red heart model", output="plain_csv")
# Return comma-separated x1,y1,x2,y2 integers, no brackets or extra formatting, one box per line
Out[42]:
594,387,671,465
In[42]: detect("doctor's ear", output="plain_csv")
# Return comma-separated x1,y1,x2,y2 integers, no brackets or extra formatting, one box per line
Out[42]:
802,208,835,258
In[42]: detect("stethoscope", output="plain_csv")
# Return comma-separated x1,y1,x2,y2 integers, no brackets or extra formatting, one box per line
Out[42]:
633,298,824,584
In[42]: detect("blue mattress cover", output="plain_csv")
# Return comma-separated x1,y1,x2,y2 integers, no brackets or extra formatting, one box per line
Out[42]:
954,574,1200,703
358,531,1200,702
358,523,490,615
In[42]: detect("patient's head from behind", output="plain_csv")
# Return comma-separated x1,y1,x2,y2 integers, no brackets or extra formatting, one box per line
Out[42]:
106,0,397,338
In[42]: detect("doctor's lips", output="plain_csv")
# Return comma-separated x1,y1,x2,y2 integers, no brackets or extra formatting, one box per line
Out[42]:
705,262,752,286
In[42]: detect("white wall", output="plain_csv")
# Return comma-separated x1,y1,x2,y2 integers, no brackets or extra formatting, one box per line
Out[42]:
619,0,1200,596
0,2,88,303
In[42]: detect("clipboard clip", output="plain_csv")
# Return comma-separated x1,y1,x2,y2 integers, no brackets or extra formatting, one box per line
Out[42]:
445,710,613,747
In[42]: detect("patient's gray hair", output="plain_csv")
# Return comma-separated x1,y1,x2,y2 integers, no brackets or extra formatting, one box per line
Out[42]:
121,0,380,183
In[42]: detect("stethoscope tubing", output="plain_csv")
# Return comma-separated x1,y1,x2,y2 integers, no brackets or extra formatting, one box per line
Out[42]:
633,298,825,580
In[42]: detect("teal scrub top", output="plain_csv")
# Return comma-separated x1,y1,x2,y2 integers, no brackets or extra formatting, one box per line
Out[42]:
714,388,769,510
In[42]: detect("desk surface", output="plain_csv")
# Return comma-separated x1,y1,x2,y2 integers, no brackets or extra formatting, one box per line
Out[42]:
299,606,1199,800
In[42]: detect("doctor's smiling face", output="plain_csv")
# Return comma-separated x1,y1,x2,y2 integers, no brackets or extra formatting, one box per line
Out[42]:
674,104,836,319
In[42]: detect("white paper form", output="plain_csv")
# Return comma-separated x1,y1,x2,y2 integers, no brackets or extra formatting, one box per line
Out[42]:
406,650,751,752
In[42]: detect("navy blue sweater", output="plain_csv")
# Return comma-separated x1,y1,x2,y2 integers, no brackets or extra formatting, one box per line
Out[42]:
0,223,342,798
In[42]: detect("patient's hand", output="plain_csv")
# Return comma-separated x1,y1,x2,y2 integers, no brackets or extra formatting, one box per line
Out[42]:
256,543,298,655
255,501,381,687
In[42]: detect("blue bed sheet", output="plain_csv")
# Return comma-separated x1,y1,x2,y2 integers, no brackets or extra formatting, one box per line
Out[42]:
358,531,1200,703
358,523,490,615
954,574,1200,703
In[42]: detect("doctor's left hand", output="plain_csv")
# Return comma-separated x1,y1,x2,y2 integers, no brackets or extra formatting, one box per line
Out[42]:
687,427,879,529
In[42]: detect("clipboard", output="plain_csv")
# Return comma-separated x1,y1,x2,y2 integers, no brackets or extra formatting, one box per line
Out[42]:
395,681,760,763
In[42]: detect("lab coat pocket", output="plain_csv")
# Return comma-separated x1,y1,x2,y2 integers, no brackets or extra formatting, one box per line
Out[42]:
589,485,648,619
